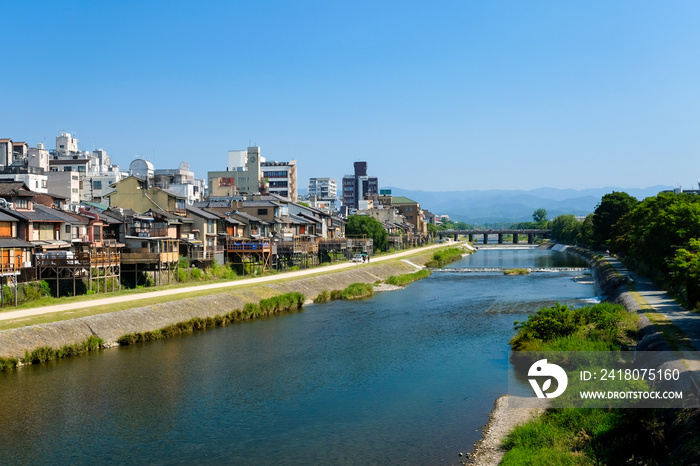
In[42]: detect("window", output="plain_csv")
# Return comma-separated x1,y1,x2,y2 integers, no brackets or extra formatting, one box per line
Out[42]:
93,180,102,190
65,225,71,234
41,180,47,188
207,220,214,234
257,208,268,215
14,198,28,209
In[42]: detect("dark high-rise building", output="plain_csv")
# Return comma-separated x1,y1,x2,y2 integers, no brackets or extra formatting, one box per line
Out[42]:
342,161,378,210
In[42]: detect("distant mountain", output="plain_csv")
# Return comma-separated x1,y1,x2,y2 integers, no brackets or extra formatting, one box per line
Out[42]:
385,186,673,224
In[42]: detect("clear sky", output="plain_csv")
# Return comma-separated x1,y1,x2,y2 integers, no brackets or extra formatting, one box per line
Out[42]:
2,1,699,192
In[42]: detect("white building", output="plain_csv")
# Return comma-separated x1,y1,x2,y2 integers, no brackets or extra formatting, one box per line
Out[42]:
262,160,297,201
307,177,338,211
155,162,205,204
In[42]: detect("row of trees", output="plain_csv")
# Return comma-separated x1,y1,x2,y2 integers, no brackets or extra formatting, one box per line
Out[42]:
545,191,700,307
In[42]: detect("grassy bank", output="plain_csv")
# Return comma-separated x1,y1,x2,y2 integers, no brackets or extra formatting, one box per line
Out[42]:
425,247,468,268
500,302,700,465
0,335,104,372
313,282,375,303
116,292,305,345
385,269,432,286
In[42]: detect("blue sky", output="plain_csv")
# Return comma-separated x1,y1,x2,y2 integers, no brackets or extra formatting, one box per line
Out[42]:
2,1,699,192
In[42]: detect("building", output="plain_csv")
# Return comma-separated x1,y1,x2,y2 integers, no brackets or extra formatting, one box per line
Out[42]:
48,133,126,206
154,162,205,204
342,161,378,210
104,176,187,216
207,146,264,198
261,160,297,201
307,177,337,211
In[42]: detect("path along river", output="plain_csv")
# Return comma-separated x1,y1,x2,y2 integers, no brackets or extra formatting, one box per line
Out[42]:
0,249,593,465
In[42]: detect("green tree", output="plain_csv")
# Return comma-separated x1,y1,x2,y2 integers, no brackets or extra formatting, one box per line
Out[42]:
427,223,438,236
613,192,700,274
669,238,700,307
345,215,388,252
548,214,580,245
576,213,594,247
532,208,548,227
593,191,639,247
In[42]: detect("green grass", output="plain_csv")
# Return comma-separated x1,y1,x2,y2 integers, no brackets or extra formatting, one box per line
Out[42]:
509,302,637,352
504,268,530,275
424,247,467,268
384,269,432,286
117,291,305,346
0,335,105,372
313,290,331,303
340,283,374,300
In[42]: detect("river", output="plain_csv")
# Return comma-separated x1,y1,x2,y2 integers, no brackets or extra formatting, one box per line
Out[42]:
0,248,592,465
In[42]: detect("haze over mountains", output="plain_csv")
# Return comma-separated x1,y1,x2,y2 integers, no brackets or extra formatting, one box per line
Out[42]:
387,186,674,224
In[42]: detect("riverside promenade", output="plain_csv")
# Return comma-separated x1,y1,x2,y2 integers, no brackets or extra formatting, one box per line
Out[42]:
605,253,700,352
0,242,456,324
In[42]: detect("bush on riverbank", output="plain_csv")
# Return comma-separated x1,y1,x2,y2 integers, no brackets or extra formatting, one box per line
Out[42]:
500,302,697,465
385,269,431,286
116,291,306,346
509,302,637,351
314,290,331,303
340,283,374,300
425,247,466,268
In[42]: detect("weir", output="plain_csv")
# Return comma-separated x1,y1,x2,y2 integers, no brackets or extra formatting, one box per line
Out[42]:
429,267,589,273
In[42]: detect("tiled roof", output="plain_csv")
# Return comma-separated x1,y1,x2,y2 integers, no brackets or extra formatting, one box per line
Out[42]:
186,206,219,220
22,205,67,222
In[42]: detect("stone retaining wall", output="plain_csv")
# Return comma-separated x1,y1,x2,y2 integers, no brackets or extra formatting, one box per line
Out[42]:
0,256,430,359
562,246,671,351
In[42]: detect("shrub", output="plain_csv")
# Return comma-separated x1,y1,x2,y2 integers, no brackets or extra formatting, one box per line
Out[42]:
340,283,374,300
314,290,331,303
385,269,431,286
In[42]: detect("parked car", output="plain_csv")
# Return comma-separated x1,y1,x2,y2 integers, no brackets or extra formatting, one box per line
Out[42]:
351,253,364,263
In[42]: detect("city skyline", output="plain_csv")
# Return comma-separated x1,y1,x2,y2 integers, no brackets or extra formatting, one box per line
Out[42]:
3,1,700,192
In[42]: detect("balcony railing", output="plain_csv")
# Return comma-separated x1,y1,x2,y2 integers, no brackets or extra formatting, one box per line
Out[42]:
226,238,271,253
128,227,170,238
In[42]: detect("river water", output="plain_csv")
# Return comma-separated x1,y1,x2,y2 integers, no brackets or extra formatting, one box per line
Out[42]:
0,249,592,465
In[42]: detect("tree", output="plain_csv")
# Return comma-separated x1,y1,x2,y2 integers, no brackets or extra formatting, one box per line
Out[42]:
533,209,548,227
548,214,580,245
576,214,594,247
592,192,639,247
669,238,700,307
345,215,388,252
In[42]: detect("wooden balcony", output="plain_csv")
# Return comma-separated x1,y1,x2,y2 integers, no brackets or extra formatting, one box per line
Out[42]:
226,238,271,253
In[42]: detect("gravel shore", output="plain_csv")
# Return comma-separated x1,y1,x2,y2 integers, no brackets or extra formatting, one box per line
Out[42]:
466,395,547,466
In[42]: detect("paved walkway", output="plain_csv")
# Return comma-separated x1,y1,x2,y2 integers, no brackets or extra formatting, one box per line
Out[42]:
0,242,456,323
605,254,700,352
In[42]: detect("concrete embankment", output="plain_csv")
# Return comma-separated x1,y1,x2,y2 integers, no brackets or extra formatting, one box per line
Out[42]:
561,246,670,351
0,257,430,359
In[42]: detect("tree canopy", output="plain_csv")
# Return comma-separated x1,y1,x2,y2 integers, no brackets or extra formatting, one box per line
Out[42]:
533,208,548,228
345,215,388,252
593,191,639,247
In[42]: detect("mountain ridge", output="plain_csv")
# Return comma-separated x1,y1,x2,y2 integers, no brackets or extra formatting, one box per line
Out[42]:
383,185,673,224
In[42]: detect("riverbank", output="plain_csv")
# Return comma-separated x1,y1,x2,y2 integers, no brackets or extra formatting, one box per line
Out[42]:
0,244,463,361
467,245,638,465
468,245,699,465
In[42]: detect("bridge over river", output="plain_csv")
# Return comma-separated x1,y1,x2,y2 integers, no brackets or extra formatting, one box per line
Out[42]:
437,229,551,244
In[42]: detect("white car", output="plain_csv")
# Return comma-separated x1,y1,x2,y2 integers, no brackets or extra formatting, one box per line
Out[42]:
351,254,364,263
